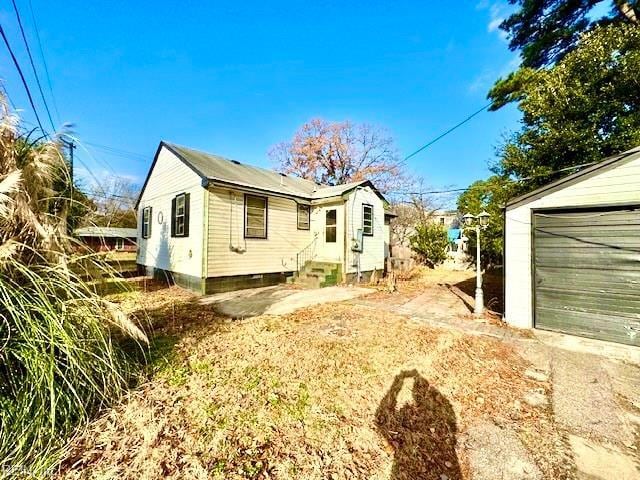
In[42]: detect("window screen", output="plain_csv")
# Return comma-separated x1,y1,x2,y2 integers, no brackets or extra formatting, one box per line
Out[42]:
297,204,310,230
142,206,152,239
245,195,267,238
363,204,373,236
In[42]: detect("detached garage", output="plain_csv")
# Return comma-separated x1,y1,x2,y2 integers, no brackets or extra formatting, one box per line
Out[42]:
504,146,640,347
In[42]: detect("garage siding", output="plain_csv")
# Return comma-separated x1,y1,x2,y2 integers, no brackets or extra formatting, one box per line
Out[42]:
532,209,640,346
504,151,640,332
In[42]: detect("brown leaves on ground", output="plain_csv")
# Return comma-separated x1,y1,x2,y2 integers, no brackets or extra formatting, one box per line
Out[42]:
58,285,564,479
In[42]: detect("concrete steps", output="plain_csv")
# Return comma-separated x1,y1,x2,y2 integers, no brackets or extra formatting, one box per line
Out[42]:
294,261,342,288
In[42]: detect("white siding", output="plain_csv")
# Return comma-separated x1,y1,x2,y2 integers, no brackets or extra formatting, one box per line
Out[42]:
505,156,640,328
345,186,385,274
206,187,314,276
137,147,205,278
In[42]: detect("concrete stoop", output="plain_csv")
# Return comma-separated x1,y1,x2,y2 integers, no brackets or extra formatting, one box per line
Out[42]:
294,261,342,289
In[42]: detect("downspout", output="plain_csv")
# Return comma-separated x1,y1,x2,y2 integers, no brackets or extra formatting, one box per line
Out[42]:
502,205,506,322
202,187,209,287
342,198,348,283
350,186,365,283
201,179,210,293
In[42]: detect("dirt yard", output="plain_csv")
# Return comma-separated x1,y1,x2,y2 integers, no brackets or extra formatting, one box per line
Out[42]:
56,269,635,479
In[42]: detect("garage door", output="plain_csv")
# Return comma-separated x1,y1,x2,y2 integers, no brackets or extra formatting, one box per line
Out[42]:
533,207,640,346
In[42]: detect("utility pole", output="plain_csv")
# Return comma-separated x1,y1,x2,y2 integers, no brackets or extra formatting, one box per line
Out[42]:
69,139,75,207
61,137,75,231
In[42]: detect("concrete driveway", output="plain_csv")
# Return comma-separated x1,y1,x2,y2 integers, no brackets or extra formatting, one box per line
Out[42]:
199,284,374,318
355,279,640,480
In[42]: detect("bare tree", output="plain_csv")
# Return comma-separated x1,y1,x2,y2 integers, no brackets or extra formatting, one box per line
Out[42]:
89,176,139,228
388,178,453,248
269,118,405,193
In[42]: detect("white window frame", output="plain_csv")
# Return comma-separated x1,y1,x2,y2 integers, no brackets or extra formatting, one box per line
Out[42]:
175,193,186,237
325,209,337,243
245,194,267,239
115,238,125,251
362,204,374,236
142,206,151,239
297,204,310,230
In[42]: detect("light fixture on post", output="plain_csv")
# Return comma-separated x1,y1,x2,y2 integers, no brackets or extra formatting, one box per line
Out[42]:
462,213,475,227
462,211,490,317
478,211,490,227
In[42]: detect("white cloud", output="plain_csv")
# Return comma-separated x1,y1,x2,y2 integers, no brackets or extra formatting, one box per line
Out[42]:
488,17,503,32
478,1,510,42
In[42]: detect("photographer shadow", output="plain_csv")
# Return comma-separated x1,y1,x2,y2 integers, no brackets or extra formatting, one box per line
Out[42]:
375,369,461,480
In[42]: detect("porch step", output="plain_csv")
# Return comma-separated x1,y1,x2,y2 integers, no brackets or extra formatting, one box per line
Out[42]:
294,261,342,289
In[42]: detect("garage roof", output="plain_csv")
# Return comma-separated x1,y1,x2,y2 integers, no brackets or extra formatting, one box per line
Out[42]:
506,146,640,210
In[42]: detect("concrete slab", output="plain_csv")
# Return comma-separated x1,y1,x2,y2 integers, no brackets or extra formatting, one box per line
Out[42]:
533,329,640,366
463,421,542,480
199,285,374,318
552,349,636,447
569,435,640,480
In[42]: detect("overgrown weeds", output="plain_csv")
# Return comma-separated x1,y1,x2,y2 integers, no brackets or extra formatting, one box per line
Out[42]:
0,96,147,477
58,287,569,479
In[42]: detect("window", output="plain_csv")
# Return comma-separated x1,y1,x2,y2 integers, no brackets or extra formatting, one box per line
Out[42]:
171,193,190,237
142,206,152,239
297,204,310,230
115,238,125,251
440,217,445,225
245,194,267,238
325,209,337,243
363,204,373,236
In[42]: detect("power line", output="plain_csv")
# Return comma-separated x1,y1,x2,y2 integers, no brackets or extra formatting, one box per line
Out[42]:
10,0,55,132
27,0,60,124
84,141,148,162
404,103,492,161
64,134,121,179
0,22,47,135
389,162,597,197
0,81,17,110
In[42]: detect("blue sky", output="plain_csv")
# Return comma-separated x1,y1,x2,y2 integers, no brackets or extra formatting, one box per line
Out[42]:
0,0,521,196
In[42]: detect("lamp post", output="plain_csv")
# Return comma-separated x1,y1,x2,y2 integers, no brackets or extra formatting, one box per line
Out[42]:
462,211,490,317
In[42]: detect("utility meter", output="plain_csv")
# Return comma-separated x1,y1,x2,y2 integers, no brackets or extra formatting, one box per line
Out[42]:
351,229,364,252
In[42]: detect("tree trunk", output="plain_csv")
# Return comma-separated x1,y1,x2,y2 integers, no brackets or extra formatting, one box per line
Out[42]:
615,0,639,24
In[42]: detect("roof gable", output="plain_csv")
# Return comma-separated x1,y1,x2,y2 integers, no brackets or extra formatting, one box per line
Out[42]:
506,146,640,210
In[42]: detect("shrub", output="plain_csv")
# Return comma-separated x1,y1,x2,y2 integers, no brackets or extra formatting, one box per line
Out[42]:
409,223,449,268
0,98,146,477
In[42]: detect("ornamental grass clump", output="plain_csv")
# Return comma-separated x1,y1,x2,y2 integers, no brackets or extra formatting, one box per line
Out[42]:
0,97,147,478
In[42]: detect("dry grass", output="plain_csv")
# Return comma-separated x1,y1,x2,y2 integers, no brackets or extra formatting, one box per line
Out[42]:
58,284,569,479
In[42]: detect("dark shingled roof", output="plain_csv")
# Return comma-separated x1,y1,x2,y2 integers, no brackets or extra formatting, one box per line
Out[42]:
135,141,388,207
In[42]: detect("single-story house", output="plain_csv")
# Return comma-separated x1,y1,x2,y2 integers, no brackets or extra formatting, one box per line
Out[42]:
74,226,137,252
504,146,640,347
135,141,393,293
433,209,459,228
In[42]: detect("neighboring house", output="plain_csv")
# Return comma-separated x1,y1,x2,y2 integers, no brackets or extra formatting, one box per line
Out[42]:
432,209,459,229
390,209,463,260
74,226,137,252
136,141,392,294
504,146,640,347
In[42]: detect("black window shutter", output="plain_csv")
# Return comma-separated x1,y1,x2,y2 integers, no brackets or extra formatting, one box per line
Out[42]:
184,193,190,237
171,197,176,237
148,207,153,238
139,208,144,238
